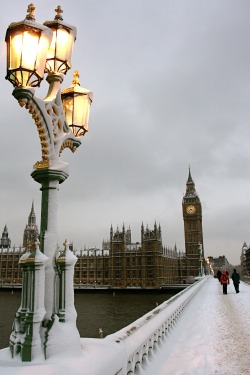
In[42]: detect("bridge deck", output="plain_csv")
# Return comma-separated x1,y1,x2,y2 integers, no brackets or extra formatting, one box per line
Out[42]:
138,277,250,375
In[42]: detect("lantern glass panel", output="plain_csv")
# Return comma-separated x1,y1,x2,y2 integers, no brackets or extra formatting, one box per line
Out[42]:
74,95,90,130
63,96,73,125
36,33,52,77
46,27,75,73
21,31,40,70
56,28,72,60
9,33,22,69
46,31,55,71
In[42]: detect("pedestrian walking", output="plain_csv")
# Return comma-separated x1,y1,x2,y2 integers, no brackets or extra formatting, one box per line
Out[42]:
220,270,230,294
217,270,222,282
231,268,240,293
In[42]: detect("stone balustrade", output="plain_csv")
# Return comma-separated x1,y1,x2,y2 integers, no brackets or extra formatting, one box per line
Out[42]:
80,277,207,375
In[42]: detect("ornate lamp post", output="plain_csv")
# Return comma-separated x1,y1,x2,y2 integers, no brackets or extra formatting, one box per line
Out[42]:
5,4,92,362
198,242,204,277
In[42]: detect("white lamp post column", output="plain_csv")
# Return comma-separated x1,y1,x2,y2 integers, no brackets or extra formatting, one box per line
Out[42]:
44,240,80,359
31,167,68,320
9,241,48,361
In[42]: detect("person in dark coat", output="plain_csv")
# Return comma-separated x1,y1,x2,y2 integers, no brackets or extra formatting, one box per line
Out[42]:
217,270,222,282
220,270,230,294
231,268,240,293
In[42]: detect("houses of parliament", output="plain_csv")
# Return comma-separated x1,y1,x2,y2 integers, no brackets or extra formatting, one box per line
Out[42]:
0,170,206,289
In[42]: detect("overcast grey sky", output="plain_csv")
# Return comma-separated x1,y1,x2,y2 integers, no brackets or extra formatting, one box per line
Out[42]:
0,0,250,265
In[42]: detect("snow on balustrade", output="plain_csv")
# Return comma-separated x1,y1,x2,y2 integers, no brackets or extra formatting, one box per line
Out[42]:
105,277,207,375
0,277,207,375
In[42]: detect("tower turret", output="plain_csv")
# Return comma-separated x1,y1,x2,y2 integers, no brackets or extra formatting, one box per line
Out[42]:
182,168,204,277
23,201,39,249
0,225,11,248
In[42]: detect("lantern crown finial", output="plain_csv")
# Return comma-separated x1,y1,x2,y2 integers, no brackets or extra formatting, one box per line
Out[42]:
55,5,63,21
26,3,36,21
72,70,80,86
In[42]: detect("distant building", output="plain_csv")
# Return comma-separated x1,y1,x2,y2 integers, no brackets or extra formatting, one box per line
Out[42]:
0,218,186,288
0,225,11,248
0,225,24,284
182,168,205,277
241,242,248,276
73,223,185,288
242,242,250,277
0,169,208,287
0,202,39,285
207,255,230,274
23,201,39,249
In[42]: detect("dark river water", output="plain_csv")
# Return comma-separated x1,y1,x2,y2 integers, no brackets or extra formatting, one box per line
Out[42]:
0,289,175,349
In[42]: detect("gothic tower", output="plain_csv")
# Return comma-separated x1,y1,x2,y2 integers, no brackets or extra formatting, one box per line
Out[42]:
0,225,11,248
23,201,39,249
141,222,163,287
109,224,127,287
182,168,204,277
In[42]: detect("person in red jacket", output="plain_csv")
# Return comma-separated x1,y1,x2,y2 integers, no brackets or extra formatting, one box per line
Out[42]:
220,270,230,294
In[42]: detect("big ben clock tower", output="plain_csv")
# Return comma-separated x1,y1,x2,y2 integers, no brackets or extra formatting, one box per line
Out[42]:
182,168,204,277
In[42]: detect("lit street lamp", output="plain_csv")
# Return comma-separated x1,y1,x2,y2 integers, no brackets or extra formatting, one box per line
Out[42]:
5,4,92,362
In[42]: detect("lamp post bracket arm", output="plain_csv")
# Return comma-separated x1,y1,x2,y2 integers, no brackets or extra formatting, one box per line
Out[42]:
12,86,56,162
59,134,81,155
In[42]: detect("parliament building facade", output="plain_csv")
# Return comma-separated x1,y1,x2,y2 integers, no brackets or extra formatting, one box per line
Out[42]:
0,170,205,289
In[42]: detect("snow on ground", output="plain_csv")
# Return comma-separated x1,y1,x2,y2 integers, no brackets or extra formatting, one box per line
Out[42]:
139,277,250,375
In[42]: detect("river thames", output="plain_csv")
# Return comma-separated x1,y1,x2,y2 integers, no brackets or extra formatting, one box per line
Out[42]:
0,289,175,349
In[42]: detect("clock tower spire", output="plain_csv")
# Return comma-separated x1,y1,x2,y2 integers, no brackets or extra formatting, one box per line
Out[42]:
182,168,204,277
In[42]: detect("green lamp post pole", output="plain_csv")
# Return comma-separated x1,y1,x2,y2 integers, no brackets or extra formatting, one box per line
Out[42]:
5,4,92,362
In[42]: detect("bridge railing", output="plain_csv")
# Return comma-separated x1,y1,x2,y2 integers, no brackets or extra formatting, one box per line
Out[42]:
109,276,207,374
80,277,208,375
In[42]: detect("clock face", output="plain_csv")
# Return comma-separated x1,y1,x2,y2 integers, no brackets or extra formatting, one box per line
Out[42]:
186,205,196,214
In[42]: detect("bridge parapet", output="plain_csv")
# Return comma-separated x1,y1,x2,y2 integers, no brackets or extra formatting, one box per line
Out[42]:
80,277,208,375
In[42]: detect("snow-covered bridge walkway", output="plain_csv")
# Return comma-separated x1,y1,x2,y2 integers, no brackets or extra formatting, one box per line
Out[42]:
138,277,250,375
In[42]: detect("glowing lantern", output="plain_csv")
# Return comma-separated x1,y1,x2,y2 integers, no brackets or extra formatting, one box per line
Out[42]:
44,6,77,75
5,3,52,87
61,70,93,137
